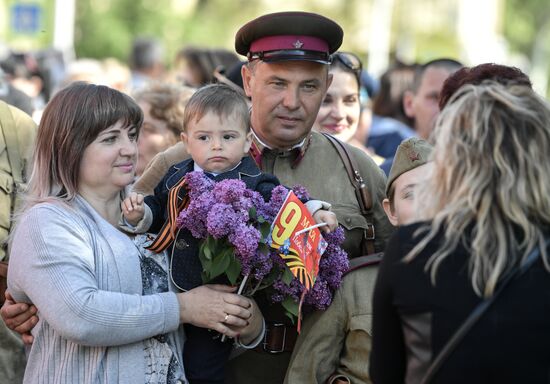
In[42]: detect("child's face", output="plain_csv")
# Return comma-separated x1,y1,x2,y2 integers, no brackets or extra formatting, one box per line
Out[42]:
181,111,252,173
383,162,431,226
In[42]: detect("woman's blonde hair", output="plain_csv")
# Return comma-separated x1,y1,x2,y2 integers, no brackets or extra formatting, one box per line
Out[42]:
409,82,550,297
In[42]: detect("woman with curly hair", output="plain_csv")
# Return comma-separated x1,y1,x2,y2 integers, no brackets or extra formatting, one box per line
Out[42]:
370,81,550,383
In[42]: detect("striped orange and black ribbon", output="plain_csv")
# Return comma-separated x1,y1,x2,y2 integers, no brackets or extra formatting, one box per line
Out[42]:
146,177,190,253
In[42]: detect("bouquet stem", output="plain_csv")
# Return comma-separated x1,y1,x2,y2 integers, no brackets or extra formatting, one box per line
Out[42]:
221,274,250,342
236,273,249,295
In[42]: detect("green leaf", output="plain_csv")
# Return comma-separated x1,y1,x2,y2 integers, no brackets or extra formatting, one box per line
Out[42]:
249,206,257,220
285,311,296,324
281,297,298,324
206,236,217,252
260,221,271,239
282,268,294,286
209,248,231,279
202,241,212,261
225,255,242,285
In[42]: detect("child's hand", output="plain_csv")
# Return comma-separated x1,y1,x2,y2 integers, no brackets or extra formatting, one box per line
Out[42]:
313,210,338,233
121,192,145,226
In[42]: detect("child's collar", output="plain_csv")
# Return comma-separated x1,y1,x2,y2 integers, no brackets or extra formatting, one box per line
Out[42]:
193,160,242,176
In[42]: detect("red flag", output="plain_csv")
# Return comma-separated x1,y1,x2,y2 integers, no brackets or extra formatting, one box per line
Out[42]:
270,191,327,290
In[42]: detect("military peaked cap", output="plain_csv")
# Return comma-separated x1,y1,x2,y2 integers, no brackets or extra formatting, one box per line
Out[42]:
235,11,343,64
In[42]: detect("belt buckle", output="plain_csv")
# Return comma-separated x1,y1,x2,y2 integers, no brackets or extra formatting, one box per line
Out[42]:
364,223,375,240
263,323,286,354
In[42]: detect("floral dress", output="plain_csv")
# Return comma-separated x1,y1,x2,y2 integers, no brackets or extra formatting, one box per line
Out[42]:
134,234,186,384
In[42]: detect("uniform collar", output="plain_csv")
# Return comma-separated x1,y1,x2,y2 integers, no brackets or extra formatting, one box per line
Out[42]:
249,128,311,169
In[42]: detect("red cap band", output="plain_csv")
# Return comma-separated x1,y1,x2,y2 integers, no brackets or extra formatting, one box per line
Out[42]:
249,35,329,53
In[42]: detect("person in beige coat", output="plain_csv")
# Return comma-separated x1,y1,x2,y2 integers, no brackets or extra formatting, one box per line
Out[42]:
0,101,36,384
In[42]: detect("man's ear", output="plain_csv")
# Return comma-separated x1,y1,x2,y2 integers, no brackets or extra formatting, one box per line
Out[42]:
241,64,254,98
243,131,253,153
403,90,416,119
382,198,399,227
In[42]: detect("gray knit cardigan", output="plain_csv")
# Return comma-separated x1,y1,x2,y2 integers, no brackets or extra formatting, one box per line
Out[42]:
8,197,185,383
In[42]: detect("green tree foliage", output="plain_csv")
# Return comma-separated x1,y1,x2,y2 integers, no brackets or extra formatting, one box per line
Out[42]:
504,0,550,55
74,0,265,66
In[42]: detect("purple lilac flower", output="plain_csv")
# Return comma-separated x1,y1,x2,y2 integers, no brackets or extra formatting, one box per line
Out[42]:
206,203,240,239
269,248,286,268
177,192,214,238
272,279,302,303
291,184,310,201
304,279,332,310
265,185,290,219
244,189,270,220
228,224,261,274
212,179,247,204
185,171,215,199
318,227,349,290
252,250,273,280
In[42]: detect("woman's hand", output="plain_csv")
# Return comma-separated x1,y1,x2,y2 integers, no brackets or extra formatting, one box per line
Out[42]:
177,284,254,338
230,298,263,345
1,291,38,344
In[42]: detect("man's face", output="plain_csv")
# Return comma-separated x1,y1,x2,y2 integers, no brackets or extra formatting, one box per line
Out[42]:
405,66,453,140
242,60,331,149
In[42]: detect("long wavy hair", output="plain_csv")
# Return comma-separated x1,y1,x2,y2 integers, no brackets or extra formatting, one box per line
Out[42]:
24,82,143,208
408,82,550,297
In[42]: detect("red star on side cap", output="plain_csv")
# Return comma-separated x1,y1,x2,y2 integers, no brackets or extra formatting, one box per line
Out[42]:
409,151,421,162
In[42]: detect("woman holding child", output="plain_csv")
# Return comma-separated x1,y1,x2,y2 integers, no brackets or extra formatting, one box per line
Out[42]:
5,82,263,384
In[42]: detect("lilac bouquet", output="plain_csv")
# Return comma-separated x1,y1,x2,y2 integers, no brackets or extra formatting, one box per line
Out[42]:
176,171,349,321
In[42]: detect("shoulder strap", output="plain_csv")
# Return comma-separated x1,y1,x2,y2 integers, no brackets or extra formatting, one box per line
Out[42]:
0,102,23,184
420,240,547,384
344,252,383,276
322,133,376,254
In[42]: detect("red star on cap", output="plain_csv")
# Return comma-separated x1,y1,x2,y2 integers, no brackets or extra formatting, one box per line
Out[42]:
409,151,421,162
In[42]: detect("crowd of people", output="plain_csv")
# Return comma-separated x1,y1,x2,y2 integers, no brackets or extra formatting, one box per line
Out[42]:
1,9,550,384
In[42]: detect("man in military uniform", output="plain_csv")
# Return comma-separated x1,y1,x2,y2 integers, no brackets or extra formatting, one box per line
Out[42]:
0,101,36,383
284,137,432,384
225,11,393,384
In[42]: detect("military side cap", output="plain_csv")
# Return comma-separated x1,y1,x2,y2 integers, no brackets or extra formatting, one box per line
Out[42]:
386,137,433,197
235,11,343,64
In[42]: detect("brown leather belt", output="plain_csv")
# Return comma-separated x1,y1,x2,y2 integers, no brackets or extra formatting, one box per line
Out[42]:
254,322,298,354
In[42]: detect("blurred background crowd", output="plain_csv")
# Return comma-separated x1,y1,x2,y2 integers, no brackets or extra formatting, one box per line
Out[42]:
2,0,548,169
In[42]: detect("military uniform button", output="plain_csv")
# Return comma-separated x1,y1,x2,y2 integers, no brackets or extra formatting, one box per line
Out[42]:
345,217,352,224
175,239,189,250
